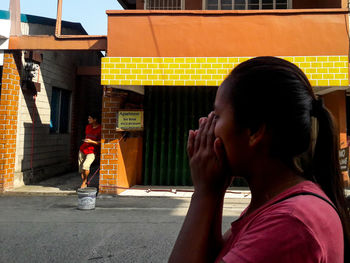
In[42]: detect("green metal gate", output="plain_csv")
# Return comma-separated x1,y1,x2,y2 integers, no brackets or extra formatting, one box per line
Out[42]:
143,86,218,186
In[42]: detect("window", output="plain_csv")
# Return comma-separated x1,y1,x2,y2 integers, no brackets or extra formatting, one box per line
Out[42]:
145,0,183,10
207,0,289,10
50,87,71,133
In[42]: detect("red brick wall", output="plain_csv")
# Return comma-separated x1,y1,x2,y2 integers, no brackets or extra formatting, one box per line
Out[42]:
99,88,127,194
0,52,21,192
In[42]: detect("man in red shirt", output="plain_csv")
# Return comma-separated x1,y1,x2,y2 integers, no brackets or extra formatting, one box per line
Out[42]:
78,114,101,188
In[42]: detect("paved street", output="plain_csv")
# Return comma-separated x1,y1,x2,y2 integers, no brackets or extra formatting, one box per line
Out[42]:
0,195,249,263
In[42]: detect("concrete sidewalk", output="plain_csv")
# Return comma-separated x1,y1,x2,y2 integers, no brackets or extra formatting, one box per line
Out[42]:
4,171,350,198
4,171,252,198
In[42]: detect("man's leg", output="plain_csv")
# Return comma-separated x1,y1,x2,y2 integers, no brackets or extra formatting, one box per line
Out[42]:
78,151,85,181
81,153,95,188
81,170,89,188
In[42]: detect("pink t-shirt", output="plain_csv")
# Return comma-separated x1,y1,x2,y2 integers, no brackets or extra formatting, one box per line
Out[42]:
216,181,343,263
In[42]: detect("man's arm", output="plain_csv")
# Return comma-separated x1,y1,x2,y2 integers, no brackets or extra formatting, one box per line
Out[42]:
84,139,100,145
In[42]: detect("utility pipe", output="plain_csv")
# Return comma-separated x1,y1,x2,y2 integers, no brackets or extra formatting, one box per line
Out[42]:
9,0,21,36
55,0,107,40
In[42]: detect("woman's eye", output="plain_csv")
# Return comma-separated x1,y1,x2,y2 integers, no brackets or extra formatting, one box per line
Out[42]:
214,114,219,120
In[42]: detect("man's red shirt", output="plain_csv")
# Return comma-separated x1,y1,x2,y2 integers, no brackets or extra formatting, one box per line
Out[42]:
79,124,101,155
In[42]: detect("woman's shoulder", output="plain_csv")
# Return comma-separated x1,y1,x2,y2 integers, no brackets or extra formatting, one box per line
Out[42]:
254,180,341,229
223,205,325,263
222,182,343,262
244,181,343,261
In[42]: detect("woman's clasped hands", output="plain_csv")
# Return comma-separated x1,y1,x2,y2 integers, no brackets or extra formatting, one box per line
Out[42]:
187,111,233,196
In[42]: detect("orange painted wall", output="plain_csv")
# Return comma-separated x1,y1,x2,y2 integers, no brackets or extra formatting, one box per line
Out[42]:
322,90,349,185
116,137,143,192
106,10,349,57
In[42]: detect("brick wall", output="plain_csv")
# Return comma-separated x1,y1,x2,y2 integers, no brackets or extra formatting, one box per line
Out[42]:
99,88,127,194
0,52,21,191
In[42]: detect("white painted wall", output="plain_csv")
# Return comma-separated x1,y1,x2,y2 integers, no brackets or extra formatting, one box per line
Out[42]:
0,19,10,65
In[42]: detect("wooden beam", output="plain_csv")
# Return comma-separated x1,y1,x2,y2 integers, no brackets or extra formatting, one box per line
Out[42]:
8,35,107,51
76,66,101,76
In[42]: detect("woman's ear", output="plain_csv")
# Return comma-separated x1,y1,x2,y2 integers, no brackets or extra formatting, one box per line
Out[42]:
249,124,267,147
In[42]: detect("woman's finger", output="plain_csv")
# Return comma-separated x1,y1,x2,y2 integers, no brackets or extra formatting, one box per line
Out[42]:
199,112,213,149
201,112,215,149
207,116,216,148
194,117,207,152
187,130,195,158
213,137,224,166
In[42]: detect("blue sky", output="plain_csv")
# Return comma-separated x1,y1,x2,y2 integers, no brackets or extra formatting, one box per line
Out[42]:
0,0,123,35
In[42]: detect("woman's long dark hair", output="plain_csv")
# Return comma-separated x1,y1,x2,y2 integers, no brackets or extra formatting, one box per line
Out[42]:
225,56,350,260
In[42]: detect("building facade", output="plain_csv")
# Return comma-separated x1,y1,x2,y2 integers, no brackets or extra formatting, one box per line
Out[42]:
98,0,350,194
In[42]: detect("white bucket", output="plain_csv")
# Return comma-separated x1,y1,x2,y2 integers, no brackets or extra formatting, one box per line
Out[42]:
77,187,97,210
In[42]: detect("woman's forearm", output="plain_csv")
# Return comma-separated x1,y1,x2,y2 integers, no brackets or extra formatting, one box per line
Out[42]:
169,191,225,263
209,193,225,259
170,113,230,262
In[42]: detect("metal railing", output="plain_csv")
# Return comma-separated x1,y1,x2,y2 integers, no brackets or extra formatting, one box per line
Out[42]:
145,0,183,10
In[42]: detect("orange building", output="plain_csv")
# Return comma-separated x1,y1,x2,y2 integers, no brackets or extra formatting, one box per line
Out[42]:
98,0,350,194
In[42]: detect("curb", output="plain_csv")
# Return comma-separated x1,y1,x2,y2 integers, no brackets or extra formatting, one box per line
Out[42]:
1,191,77,196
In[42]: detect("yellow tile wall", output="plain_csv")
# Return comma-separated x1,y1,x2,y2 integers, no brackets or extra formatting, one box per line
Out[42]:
101,56,349,87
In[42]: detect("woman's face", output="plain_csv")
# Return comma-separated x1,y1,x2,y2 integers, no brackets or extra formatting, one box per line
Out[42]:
214,84,251,176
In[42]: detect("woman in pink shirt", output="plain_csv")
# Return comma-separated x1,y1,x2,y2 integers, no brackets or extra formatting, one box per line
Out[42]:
169,57,350,262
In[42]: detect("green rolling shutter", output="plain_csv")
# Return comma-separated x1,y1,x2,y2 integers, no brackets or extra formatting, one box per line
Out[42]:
143,86,217,186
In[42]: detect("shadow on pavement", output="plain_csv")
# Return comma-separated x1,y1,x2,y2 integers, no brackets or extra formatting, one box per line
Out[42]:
33,164,100,192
